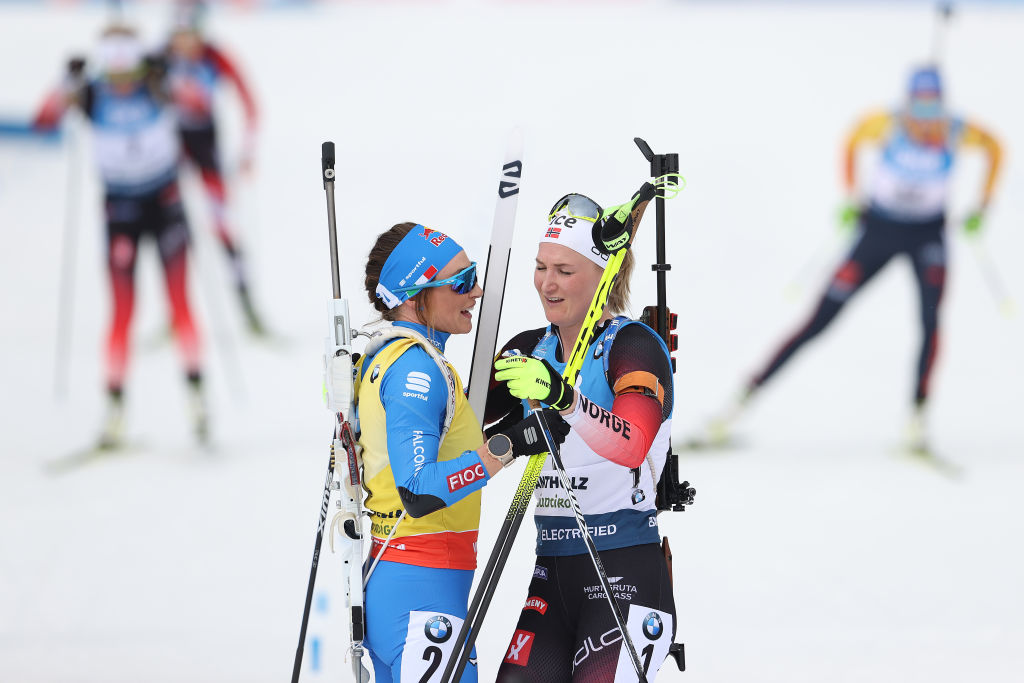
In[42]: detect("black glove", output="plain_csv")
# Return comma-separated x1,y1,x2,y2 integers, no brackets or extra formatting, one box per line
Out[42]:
499,409,571,459
67,57,86,76
143,53,168,79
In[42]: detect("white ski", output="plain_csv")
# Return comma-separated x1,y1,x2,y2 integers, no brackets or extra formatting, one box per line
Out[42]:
466,129,524,425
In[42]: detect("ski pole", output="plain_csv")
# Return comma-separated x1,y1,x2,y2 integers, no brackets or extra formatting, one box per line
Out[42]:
932,3,955,67
533,404,649,682
445,398,551,683
969,239,1016,318
189,208,247,398
53,113,82,399
292,431,339,683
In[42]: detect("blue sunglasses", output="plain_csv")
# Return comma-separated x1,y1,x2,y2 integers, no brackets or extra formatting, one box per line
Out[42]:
392,262,478,295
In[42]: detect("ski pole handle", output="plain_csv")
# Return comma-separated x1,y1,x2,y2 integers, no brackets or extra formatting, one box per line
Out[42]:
322,141,335,189
322,141,342,299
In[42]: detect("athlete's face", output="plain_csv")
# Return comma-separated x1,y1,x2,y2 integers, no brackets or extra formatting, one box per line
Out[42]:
170,30,203,60
906,116,948,146
420,250,482,335
104,70,142,93
534,242,604,331
905,96,948,146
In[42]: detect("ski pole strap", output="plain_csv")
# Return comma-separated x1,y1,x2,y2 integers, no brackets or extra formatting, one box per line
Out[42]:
654,172,686,199
359,323,458,434
363,510,406,583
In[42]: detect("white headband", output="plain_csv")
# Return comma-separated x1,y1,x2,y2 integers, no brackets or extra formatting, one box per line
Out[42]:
97,35,143,74
538,208,609,268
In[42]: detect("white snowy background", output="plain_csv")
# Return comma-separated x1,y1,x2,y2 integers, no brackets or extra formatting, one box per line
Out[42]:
1,1,1022,681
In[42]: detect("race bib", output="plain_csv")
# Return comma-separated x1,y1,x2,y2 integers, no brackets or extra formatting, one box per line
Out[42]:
613,604,674,683
400,610,470,683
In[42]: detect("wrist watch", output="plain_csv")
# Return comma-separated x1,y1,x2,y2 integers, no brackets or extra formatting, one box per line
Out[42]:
486,433,515,467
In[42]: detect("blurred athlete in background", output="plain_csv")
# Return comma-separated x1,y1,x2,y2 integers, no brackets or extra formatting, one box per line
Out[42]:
706,65,1002,454
34,24,208,448
164,1,265,334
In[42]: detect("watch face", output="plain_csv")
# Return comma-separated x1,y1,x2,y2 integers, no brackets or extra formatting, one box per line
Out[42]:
490,434,512,457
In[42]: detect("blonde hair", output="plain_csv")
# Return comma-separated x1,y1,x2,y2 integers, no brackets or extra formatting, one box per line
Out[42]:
605,248,634,314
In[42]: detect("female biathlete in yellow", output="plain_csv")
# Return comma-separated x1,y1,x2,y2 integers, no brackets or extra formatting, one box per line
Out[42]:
354,222,568,682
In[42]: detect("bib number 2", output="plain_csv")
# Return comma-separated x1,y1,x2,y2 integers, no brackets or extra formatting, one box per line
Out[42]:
401,610,470,682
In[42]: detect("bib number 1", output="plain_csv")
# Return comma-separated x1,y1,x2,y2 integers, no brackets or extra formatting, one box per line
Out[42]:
613,604,674,683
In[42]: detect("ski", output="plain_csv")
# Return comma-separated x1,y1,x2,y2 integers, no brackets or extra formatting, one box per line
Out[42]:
44,442,141,475
466,129,524,424
442,181,659,683
679,434,748,453
896,444,964,479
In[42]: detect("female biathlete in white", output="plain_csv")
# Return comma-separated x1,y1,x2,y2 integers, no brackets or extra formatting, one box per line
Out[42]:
485,195,679,682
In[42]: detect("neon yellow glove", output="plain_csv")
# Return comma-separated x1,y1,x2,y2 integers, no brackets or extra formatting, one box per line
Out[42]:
838,201,860,233
963,209,985,237
493,355,575,411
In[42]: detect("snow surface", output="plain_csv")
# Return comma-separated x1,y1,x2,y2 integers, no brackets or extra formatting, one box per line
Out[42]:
1,1,1022,682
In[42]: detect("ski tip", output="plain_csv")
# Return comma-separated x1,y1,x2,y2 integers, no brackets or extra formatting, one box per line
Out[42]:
676,434,747,454
43,441,139,476
504,126,525,153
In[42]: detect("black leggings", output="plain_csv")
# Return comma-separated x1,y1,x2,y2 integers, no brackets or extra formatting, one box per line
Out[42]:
753,210,947,404
495,543,676,683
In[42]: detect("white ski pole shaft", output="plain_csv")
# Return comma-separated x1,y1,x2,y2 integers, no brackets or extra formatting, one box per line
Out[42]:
932,3,955,66
970,240,1016,317
53,114,81,399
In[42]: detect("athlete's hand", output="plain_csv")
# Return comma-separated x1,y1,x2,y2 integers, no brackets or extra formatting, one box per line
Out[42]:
67,56,86,77
963,208,986,237
499,409,571,458
837,200,860,233
238,127,257,176
494,355,575,411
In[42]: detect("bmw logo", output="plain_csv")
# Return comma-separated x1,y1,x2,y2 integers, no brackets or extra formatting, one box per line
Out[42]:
425,615,453,643
642,612,663,640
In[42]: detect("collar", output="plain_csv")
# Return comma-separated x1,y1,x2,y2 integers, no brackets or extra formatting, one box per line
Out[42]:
394,320,448,352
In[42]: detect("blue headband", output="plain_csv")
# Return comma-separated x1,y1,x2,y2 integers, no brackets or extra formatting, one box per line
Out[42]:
375,224,464,309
